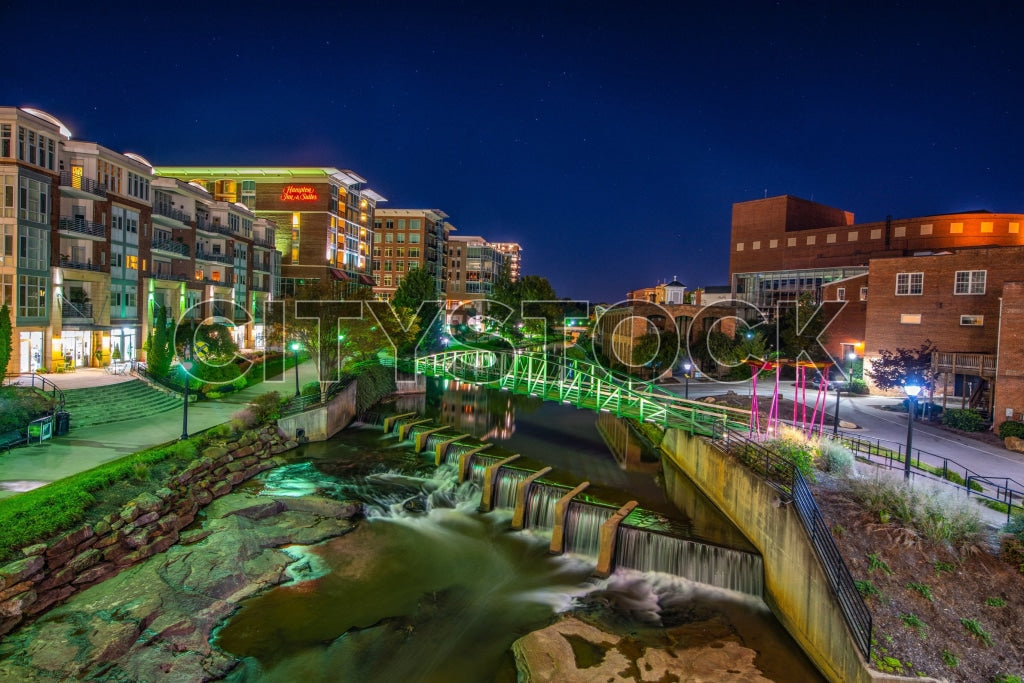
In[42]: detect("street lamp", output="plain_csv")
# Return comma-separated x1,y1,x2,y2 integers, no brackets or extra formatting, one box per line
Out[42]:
833,382,842,436
903,380,922,480
682,360,692,399
290,341,301,397
180,358,193,441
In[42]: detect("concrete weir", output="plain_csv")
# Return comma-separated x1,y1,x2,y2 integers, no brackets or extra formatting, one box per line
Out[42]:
548,482,590,554
594,501,639,578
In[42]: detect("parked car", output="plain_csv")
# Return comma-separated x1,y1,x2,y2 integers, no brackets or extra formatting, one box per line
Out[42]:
809,372,851,391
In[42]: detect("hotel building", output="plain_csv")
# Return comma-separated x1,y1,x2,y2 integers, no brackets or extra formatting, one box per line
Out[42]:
371,208,450,300
489,242,523,282
154,167,383,297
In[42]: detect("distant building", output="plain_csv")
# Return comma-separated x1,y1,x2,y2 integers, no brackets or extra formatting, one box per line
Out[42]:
446,235,504,305
489,242,522,281
371,208,450,300
627,277,687,304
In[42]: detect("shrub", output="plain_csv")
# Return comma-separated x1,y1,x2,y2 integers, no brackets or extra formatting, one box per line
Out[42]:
0,387,56,433
960,617,993,647
999,535,1024,574
760,427,816,479
355,364,397,414
848,476,984,547
231,406,260,431
849,378,869,395
816,440,855,476
942,408,986,432
301,381,321,398
998,420,1024,440
250,391,283,423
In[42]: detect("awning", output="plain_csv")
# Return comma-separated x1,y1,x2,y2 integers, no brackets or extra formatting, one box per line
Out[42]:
329,268,351,281
358,274,376,286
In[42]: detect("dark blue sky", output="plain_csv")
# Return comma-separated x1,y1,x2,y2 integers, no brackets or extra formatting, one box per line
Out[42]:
5,1,1022,302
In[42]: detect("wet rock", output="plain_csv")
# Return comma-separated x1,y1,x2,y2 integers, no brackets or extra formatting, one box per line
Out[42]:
281,496,362,519
403,496,428,514
21,543,47,557
207,493,286,521
0,554,44,589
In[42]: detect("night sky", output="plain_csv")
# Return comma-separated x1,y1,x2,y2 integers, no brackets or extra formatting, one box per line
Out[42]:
4,1,1022,302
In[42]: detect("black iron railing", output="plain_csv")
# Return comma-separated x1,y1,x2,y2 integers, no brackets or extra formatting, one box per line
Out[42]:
3,372,66,412
59,258,104,272
59,171,106,197
195,251,234,265
58,217,106,238
61,302,93,319
712,426,872,659
151,239,191,258
153,205,192,224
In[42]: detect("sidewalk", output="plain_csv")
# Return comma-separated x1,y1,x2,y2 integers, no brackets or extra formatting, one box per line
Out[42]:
0,361,323,498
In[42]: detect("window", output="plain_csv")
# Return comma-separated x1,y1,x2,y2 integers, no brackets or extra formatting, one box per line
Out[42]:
409,233,420,244
17,225,47,270
395,260,404,272
384,233,393,243
954,270,985,295
397,219,406,229
396,247,404,257
126,171,150,201
383,274,392,287
920,224,933,236
383,260,392,271
893,226,906,237
408,260,418,271
384,247,392,257
0,124,10,157
826,234,836,243
752,241,760,250
396,232,405,243
126,254,139,270
950,222,963,234
847,231,858,242
870,229,881,239
896,272,923,295
960,315,984,326
18,176,49,224
385,219,394,229
17,275,46,317
372,246,381,257
836,287,846,301
736,243,744,252
806,236,815,246
900,313,922,325
409,219,421,230
859,286,868,301
769,239,778,248
409,247,420,258
787,237,796,247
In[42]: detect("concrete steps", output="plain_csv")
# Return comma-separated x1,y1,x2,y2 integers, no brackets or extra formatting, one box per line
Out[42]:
63,380,183,428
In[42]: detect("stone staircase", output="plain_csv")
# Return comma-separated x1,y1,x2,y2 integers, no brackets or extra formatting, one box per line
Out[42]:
63,380,183,428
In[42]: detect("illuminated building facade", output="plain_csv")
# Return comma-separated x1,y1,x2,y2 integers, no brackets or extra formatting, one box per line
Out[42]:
371,208,450,300
446,235,504,304
0,106,282,375
489,241,522,281
154,167,383,297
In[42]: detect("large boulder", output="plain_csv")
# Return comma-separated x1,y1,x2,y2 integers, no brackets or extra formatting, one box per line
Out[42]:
1005,435,1024,453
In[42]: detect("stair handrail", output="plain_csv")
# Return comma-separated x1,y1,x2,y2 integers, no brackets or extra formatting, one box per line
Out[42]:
3,372,66,412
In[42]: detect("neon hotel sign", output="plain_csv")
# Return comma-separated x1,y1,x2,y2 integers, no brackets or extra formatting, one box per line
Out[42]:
280,185,319,201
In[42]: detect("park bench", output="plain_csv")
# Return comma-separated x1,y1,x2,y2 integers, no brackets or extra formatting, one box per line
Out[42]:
0,429,26,452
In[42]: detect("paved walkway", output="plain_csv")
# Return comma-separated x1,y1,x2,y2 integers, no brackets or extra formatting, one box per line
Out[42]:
0,361,322,498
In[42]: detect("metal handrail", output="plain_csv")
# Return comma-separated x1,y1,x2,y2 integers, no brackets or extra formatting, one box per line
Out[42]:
59,171,106,197
195,251,234,265
61,301,93,319
3,372,66,412
153,205,192,224
59,258,103,272
57,216,106,238
151,239,191,257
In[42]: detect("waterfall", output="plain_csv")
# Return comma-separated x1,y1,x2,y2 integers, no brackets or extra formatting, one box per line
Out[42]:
614,526,764,596
524,483,565,530
562,501,615,558
444,442,474,465
424,432,448,453
492,468,531,510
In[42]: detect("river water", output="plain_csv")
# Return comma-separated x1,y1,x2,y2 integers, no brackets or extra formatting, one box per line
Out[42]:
213,379,822,682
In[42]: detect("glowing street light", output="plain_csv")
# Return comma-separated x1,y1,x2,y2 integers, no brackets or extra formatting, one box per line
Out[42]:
682,360,692,399
903,380,922,480
290,341,301,397
180,357,193,441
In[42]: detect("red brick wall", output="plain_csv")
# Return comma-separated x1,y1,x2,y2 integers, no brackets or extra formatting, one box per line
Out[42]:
864,247,1024,363
820,274,868,360
994,281,1024,429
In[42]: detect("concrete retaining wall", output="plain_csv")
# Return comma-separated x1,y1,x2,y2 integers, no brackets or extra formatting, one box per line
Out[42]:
0,426,300,637
278,381,358,442
662,428,892,683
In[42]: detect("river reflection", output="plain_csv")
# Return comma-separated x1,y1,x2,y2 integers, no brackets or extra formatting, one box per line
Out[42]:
213,380,822,682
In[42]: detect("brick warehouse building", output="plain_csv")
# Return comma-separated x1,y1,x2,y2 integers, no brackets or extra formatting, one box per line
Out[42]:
729,194,1024,427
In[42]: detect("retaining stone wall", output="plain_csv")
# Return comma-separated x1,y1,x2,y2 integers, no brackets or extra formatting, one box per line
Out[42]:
0,424,300,637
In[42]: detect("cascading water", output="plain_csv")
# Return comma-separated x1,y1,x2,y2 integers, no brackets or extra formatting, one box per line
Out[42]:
524,483,565,530
491,467,531,510
614,526,764,596
562,500,615,558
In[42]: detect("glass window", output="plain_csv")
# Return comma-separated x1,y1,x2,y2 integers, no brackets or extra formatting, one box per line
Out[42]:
17,274,46,317
960,315,984,326
18,176,49,224
895,272,923,295
954,270,985,295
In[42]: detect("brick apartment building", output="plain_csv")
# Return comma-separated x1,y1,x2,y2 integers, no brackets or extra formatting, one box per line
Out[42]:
0,107,283,374
730,194,1024,426
370,208,450,301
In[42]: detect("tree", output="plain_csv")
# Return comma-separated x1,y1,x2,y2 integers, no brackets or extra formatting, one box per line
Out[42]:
866,341,936,392
0,304,11,374
774,293,832,363
631,329,681,378
146,305,174,378
392,267,441,348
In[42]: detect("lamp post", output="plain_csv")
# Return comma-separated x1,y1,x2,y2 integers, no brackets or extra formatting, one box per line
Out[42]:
903,380,922,480
682,361,692,399
833,383,841,436
180,357,193,441
290,341,301,397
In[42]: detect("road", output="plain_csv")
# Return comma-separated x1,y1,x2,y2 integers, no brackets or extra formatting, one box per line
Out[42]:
659,375,1024,487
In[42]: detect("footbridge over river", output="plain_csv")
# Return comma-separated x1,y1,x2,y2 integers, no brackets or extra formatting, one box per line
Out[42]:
398,349,751,435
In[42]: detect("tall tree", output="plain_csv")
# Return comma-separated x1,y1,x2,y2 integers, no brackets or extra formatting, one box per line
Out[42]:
0,304,11,375
774,293,832,363
146,305,173,378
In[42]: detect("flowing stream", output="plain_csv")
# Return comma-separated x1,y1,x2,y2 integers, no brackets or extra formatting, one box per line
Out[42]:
213,380,823,682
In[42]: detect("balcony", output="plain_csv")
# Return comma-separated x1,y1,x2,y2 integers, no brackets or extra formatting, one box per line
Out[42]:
58,217,107,241
195,250,234,265
59,256,104,272
148,271,188,282
253,260,271,273
61,301,93,320
932,352,997,378
59,171,106,198
151,239,191,259
196,218,235,238
153,205,192,225
253,237,275,249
